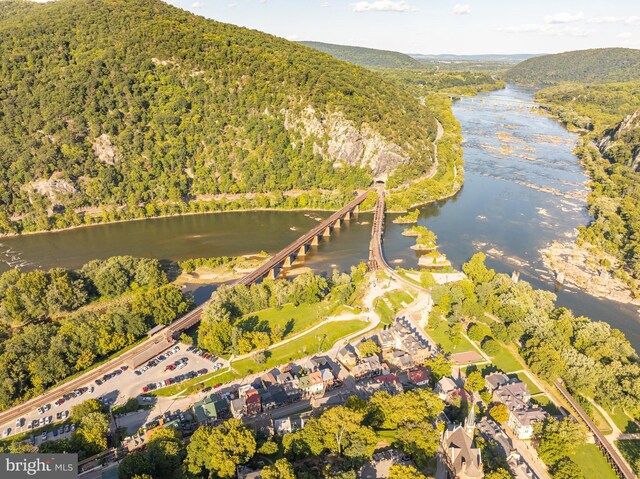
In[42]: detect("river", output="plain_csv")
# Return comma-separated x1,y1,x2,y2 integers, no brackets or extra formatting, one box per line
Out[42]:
1,85,638,350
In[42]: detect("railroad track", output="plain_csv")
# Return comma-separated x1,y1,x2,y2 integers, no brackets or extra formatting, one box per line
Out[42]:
0,189,372,428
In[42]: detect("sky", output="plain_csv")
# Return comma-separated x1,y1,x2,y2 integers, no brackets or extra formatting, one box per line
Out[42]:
164,0,640,55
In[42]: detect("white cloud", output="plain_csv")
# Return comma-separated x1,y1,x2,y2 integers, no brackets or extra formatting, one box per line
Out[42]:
497,24,590,37
191,2,204,8
320,2,331,6
453,4,471,15
617,32,633,39
351,0,412,13
227,2,237,7
545,12,584,24
588,15,640,25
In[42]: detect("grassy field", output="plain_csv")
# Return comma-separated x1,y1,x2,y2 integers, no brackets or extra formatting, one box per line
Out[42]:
232,319,368,376
374,298,394,325
616,439,640,475
588,403,613,435
508,372,542,395
385,289,414,309
151,367,240,397
609,407,640,433
571,443,617,479
486,343,521,373
427,321,475,354
240,302,331,338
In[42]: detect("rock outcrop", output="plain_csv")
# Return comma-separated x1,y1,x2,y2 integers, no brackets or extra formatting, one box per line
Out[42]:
598,110,640,171
283,106,409,178
24,173,77,204
92,133,120,166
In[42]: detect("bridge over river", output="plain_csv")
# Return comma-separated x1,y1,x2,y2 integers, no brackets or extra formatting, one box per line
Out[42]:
0,188,376,427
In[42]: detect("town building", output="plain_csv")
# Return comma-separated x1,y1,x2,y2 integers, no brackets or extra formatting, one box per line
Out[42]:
435,377,459,400
407,366,431,387
273,416,305,435
491,376,547,440
441,406,484,479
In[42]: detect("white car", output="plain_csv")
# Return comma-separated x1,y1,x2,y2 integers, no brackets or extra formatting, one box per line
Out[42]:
15,418,24,428
37,407,44,414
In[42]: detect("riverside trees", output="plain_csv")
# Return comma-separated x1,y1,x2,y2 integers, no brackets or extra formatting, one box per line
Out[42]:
0,256,192,410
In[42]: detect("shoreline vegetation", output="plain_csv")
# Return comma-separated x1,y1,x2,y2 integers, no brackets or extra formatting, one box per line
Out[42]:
0,70,500,238
534,81,640,304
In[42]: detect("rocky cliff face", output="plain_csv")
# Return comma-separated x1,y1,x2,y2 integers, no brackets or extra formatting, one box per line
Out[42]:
598,110,640,171
283,106,409,179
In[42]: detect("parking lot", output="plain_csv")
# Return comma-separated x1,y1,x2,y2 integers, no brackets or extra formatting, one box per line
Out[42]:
0,343,226,444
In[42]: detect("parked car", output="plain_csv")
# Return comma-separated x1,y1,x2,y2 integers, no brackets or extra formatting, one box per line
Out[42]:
95,379,103,386
37,406,44,414
142,386,149,393
3,428,10,438
56,412,63,421
214,383,222,389
70,424,76,432
89,386,95,393
54,398,65,407
64,425,70,433
15,418,24,428
198,368,208,375
52,429,58,437
41,431,48,441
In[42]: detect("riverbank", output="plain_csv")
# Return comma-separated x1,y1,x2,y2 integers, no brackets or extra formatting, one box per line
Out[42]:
541,241,640,307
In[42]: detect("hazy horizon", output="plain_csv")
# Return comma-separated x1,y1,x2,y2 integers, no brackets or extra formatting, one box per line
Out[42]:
165,0,640,55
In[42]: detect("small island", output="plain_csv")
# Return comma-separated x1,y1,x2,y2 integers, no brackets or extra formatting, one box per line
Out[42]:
393,209,420,224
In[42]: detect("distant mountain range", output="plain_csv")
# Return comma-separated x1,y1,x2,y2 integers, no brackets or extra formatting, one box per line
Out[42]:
410,53,542,63
299,41,422,69
505,48,640,85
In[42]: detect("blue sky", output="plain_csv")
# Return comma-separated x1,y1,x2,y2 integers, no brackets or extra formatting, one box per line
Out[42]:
165,0,640,55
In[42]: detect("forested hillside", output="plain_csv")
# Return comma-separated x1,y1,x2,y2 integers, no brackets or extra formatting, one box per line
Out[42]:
506,48,640,86
0,0,438,233
300,41,423,69
536,82,640,291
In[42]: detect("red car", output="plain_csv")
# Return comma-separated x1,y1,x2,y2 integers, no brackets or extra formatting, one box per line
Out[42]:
142,386,149,393
213,383,222,389
198,368,208,375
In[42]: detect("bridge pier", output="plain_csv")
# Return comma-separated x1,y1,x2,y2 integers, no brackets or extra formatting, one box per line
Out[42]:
344,211,351,221
311,235,319,246
283,255,293,268
267,268,276,280
298,245,307,256
323,226,331,237
334,219,341,229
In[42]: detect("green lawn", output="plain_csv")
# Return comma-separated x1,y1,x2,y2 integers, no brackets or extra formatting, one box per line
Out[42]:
487,343,521,373
232,319,368,376
609,407,640,434
427,321,475,354
508,372,542,395
374,298,394,325
616,440,640,475
385,290,414,310
570,443,617,479
151,367,240,397
239,302,331,339
588,404,613,435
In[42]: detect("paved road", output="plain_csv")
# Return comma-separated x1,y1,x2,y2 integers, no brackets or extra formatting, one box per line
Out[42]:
0,189,371,436
0,345,220,440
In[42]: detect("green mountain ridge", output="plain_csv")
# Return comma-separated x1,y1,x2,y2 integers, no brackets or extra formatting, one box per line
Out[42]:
505,48,640,86
299,41,423,69
0,0,437,230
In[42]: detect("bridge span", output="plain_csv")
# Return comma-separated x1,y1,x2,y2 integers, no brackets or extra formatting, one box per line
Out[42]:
555,380,636,479
0,189,371,428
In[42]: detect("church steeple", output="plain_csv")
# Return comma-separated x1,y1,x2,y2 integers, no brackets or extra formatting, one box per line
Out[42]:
464,402,476,434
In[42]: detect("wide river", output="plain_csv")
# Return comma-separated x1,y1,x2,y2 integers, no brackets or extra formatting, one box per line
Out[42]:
2,85,639,350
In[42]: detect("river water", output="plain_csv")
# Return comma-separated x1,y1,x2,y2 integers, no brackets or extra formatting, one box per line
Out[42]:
1,85,638,349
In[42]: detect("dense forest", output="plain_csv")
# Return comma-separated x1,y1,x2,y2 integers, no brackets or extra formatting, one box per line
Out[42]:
0,0,439,233
505,48,640,86
377,69,505,98
0,256,192,410
536,81,640,288
299,41,423,69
